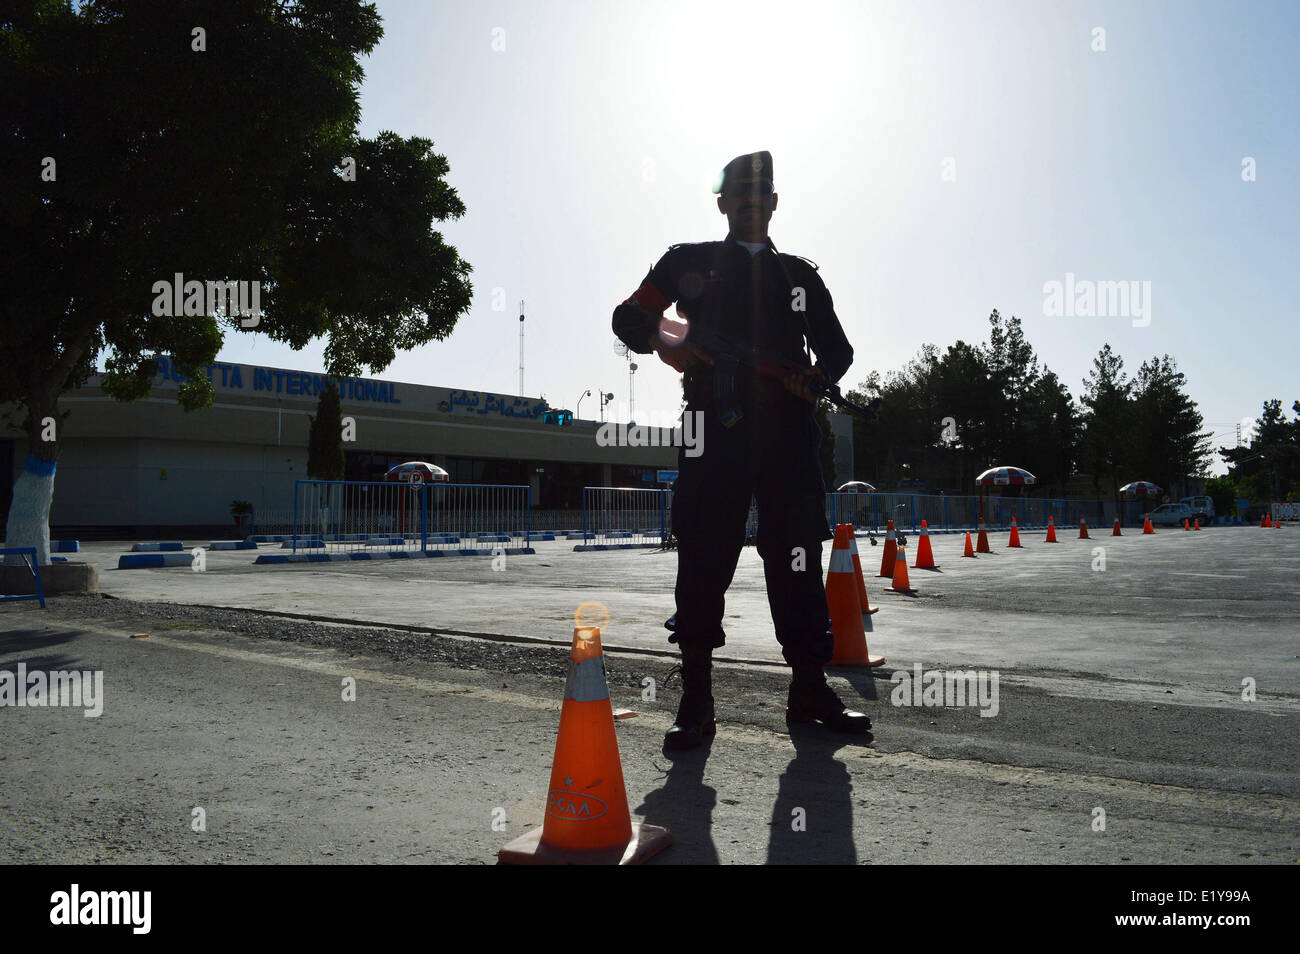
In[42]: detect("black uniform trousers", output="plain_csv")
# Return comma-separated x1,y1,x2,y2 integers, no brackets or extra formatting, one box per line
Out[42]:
669,397,835,670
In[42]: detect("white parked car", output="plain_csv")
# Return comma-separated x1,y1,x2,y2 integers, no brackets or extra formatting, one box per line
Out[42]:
1149,503,1193,526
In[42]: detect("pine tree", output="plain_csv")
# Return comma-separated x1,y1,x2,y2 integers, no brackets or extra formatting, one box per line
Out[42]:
307,381,346,481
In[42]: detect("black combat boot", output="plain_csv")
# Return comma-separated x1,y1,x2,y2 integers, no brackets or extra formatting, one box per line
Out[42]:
786,667,872,734
663,646,716,751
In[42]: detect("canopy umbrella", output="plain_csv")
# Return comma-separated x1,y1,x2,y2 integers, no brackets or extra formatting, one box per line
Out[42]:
1119,481,1162,498
975,466,1037,522
975,466,1037,486
384,461,449,483
836,481,876,493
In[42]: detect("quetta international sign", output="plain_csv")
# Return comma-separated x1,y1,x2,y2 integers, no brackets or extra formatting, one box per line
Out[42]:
149,354,554,419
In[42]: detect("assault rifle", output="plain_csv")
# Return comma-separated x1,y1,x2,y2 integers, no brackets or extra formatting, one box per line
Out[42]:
668,321,881,423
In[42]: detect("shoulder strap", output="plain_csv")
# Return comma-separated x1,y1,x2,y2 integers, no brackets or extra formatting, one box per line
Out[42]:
767,239,818,364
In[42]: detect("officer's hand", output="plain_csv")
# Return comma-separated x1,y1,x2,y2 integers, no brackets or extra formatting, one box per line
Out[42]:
651,335,714,374
784,365,824,404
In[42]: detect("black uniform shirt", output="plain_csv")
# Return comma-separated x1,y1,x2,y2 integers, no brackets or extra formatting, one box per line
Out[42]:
612,233,853,409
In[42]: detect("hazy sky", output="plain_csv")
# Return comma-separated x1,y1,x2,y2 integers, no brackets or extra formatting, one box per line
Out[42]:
213,0,1299,473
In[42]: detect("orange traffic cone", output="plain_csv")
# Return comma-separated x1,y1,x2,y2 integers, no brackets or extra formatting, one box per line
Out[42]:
1045,516,1058,543
1007,517,1023,548
1079,518,1090,539
1260,514,1268,527
1183,518,1189,531
498,625,671,865
877,520,898,577
962,531,976,557
887,542,916,595
1143,513,1154,534
913,519,938,569
1193,518,1201,530
839,524,878,615
828,528,885,665
976,519,991,553
1112,516,1122,536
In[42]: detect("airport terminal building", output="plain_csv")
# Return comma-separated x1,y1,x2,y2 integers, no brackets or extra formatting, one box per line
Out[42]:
1,356,686,538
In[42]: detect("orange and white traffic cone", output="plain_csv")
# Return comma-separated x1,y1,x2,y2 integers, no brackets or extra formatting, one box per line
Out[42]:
839,524,878,615
1079,518,1090,539
913,519,939,569
887,542,916,595
877,520,898,578
1193,518,1201,530
1143,513,1155,534
962,531,976,557
1112,516,1122,536
1261,514,1269,528
1007,517,1023,548
1045,516,1058,543
498,624,671,865
976,519,991,553
828,528,885,666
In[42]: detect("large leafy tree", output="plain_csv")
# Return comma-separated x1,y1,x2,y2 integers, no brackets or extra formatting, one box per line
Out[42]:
1,0,472,562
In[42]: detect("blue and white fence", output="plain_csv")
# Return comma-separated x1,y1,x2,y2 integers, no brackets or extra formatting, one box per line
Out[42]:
574,487,1144,550
285,480,532,557
577,487,670,549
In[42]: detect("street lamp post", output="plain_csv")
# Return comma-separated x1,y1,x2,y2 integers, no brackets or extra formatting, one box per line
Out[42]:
599,391,615,421
576,389,591,420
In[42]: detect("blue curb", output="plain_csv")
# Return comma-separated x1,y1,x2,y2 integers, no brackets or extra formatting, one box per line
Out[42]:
118,552,195,568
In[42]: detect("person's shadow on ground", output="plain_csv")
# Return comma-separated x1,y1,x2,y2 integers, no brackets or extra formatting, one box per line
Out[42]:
766,724,866,864
634,741,720,864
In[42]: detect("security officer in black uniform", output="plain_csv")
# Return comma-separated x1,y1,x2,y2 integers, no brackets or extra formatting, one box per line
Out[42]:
611,151,872,750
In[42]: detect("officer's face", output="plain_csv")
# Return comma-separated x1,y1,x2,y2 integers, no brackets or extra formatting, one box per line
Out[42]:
717,178,777,239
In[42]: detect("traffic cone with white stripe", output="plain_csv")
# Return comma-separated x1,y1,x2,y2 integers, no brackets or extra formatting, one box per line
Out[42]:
1045,516,1058,543
1194,518,1201,530
498,624,671,865
1007,517,1023,548
913,519,938,569
828,527,885,666
1079,518,1090,539
840,524,879,615
1112,516,1122,536
976,519,991,553
887,541,917,595
877,520,898,577
1143,513,1155,534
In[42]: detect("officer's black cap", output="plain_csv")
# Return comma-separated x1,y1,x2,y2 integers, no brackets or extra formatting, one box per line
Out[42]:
712,150,773,194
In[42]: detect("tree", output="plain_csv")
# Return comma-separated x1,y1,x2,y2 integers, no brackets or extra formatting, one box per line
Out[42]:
1079,344,1133,505
1221,398,1300,503
1129,355,1213,493
1,0,473,562
307,381,346,481
1017,366,1080,492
